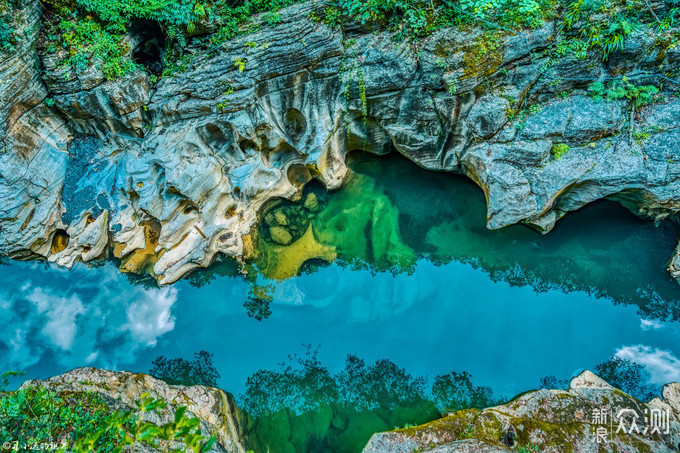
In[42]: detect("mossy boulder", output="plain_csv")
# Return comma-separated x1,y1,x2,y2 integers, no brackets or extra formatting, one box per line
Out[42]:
269,226,293,245
304,192,321,212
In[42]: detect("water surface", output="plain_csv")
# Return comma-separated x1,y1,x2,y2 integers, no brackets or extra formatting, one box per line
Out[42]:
1,152,680,451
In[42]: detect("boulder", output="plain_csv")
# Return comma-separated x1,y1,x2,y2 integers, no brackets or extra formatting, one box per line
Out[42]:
269,226,293,245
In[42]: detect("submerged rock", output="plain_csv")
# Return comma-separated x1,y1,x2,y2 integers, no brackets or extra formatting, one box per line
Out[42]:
269,225,293,245
362,370,680,453
304,192,321,212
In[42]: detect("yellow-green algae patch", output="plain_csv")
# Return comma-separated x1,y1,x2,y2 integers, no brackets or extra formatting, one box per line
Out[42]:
255,224,337,280
252,168,417,279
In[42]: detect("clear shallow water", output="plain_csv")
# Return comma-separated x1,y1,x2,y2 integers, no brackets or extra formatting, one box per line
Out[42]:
2,152,680,451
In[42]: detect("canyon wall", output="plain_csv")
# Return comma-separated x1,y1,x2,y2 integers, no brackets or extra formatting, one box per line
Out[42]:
1,0,679,282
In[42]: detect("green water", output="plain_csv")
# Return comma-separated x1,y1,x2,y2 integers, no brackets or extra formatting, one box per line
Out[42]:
235,150,680,452
2,151,680,453
255,150,680,321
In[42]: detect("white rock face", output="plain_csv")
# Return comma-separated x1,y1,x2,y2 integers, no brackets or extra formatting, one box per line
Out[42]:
1,0,680,283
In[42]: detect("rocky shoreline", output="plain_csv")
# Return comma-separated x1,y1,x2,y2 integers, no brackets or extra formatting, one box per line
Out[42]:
1,0,680,283
17,367,680,452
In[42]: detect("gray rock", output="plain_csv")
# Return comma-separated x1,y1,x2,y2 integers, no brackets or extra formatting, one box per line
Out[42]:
466,95,510,139
1,0,680,283
362,370,680,453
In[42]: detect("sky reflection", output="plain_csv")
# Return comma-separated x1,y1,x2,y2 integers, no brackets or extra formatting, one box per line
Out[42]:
2,257,679,399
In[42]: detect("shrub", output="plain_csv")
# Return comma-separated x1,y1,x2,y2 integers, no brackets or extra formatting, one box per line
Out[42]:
588,78,659,108
46,0,210,80
0,382,216,452
0,0,16,52
58,18,140,80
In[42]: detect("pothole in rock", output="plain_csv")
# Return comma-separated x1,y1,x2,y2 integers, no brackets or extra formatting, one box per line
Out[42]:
283,108,307,142
259,180,328,246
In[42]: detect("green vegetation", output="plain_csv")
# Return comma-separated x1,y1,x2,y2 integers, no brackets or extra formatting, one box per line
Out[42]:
551,142,571,160
41,0,212,80
40,0,560,83
588,78,660,144
0,373,215,452
588,78,660,107
33,0,679,90
0,0,16,51
149,350,220,387
548,0,680,64
1,386,131,450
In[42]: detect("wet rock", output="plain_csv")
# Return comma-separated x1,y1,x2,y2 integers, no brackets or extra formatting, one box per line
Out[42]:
264,212,277,226
273,211,289,226
269,226,293,245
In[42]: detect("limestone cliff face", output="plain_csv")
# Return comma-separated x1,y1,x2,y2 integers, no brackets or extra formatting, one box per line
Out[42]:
363,371,680,453
1,0,679,282
21,367,248,453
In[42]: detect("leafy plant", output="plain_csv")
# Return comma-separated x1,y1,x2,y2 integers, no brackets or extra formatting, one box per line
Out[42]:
590,78,659,108
1,385,132,450
551,142,571,160
233,56,247,71
0,0,16,51
602,17,635,59
73,393,216,453
588,78,659,144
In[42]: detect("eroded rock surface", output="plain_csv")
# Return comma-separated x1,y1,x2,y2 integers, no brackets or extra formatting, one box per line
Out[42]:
21,367,248,453
1,0,680,282
362,370,680,453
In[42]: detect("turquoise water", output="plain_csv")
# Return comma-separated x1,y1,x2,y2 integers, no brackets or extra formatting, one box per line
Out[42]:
1,152,680,450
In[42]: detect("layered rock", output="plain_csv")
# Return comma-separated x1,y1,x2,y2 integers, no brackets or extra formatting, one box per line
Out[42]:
362,370,680,453
21,367,248,453
1,0,679,282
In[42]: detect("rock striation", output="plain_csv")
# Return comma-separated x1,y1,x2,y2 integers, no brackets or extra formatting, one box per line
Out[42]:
362,370,680,453
1,0,679,282
21,367,248,453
